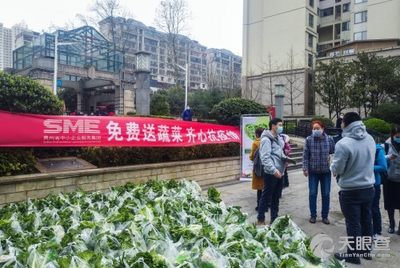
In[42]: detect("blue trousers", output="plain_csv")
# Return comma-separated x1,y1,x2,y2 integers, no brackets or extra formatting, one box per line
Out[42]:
309,172,331,219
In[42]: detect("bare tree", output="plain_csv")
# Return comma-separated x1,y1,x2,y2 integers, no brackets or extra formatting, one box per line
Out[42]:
155,0,189,87
283,48,304,116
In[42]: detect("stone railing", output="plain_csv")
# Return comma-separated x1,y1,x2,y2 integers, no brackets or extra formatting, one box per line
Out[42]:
0,157,240,205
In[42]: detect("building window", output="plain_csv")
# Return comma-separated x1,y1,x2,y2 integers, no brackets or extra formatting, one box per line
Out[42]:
309,0,314,8
354,11,367,23
343,3,350,12
309,14,314,28
319,7,334,17
355,0,367,3
335,0,341,2
308,33,314,48
308,54,314,68
342,21,350,31
354,31,367,40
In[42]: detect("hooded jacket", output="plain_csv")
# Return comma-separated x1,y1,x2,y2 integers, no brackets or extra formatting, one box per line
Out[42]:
330,121,375,191
385,138,400,182
259,130,286,175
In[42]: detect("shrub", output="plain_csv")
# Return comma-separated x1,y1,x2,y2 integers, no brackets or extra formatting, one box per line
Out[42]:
150,92,170,116
0,71,63,115
363,118,392,134
210,98,266,126
0,149,37,176
311,116,334,128
80,143,240,168
370,103,400,125
189,89,225,119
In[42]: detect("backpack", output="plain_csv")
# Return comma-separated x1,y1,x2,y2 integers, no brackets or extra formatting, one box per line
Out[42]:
378,144,389,184
253,137,277,177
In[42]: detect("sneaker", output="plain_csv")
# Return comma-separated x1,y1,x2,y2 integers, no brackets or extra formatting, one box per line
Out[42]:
322,218,330,225
388,227,395,234
309,217,316,224
334,253,361,264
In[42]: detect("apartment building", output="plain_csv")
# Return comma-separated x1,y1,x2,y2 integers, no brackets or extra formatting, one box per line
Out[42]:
318,0,400,56
99,17,209,90
0,23,12,70
207,48,242,91
242,0,400,116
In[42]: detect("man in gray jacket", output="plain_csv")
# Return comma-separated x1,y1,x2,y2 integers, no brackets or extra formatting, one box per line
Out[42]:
331,112,375,265
257,118,287,225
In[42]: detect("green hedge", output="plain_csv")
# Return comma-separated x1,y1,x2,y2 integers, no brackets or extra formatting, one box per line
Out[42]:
80,143,240,168
363,118,392,134
0,149,37,176
210,98,266,126
370,103,400,125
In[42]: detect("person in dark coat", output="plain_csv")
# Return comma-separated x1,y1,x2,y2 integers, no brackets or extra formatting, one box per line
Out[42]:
182,106,192,121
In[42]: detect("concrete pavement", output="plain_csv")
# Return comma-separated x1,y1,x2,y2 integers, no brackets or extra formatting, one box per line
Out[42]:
217,170,400,268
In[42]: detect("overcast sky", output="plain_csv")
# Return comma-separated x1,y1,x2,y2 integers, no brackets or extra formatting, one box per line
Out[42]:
0,0,243,56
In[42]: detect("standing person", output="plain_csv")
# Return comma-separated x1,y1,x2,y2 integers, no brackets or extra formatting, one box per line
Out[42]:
281,134,292,188
336,113,344,129
383,125,400,234
302,120,335,225
182,106,192,121
257,118,287,225
249,128,267,211
331,112,376,264
372,142,388,238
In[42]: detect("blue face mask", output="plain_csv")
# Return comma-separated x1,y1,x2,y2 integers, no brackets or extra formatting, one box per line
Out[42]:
277,126,284,134
394,137,400,143
312,129,323,137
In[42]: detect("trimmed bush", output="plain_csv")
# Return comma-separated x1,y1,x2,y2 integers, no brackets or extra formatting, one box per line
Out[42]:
210,98,266,126
363,118,392,134
0,71,63,115
0,149,37,176
150,92,170,116
370,103,400,125
80,143,240,168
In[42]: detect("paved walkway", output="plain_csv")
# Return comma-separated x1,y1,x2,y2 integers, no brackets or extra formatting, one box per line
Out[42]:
217,170,400,268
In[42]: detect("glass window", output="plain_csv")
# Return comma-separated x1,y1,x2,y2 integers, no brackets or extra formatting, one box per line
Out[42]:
309,14,314,28
309,0,314,8
354,11,367,23
308,33,314,48
308,54,314,68
342,21,350,31
355,0,367,3
343,3,350,12
354,31,367,40
320,7,334,17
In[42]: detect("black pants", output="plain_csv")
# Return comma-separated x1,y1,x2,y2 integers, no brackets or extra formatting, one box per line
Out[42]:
339,187,374,258
387,208,400,229
257,173,283,223
372,185,382,235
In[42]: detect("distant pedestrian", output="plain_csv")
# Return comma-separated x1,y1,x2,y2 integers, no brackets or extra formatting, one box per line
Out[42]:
302,120,335,225
336,113,344,129
372,142,387,238
281,134,292,188
182,106,192,121
257,118,287,225
249,127,267,212
331,112,375,264
383,125,400,234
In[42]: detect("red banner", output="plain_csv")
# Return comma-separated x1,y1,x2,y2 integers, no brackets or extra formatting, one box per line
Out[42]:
0,111,240,147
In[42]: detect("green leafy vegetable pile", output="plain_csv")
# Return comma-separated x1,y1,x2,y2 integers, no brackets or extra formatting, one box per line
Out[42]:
0,180,343,267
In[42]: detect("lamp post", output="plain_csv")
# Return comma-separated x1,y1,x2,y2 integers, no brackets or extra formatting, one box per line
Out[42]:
274,84,285,119
177,63,189,109
135,51,151,115
53,33,76,95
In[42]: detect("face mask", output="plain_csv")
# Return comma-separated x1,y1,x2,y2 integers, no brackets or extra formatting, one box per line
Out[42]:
394,137,400,143
277,126,284,134
312,129,323,137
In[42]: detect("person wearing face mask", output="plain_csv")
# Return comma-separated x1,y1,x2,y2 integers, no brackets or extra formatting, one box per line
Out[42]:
302,120,335,225
383,125,400,234
257,118,287,225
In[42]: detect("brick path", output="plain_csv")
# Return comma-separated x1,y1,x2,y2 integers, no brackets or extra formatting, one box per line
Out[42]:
216,170,400,268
